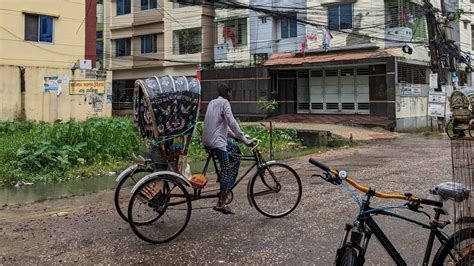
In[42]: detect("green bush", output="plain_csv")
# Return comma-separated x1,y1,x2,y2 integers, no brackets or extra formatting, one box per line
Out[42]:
0,118,301,185
188,122,301,161
0,118,140,185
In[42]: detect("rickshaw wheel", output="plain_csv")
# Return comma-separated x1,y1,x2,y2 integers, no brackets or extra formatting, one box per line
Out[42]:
128,175,191,244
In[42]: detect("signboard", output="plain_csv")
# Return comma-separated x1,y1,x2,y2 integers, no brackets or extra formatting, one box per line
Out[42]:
429,73,438,89
96,70,107,80
69,80,105,95
79,59,92,70
400,83,422,96
43,76,61,92
428,103,445,117
428,91,447,117
429,94,446,104
85,69,97,79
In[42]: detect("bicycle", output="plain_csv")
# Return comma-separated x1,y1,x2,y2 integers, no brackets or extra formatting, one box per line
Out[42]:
126,140,303,244
309,158,473,265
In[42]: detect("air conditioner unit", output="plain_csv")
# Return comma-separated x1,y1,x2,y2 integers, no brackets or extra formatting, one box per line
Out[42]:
385,27,413,42
214,43,228,61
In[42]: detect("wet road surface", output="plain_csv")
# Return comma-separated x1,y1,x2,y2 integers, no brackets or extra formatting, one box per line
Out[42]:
0,134,453,264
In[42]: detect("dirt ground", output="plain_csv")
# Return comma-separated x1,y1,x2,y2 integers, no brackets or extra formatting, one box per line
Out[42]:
0,134,455,264
245,121,398,141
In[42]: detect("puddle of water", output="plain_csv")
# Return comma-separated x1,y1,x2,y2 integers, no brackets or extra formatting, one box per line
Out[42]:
0,174,117,206
0,148,320,206
0,160,215,206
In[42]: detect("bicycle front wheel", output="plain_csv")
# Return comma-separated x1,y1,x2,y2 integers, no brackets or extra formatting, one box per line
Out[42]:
128,176,191,244
337,247,358,266
249,163,302,218
433,227,474,265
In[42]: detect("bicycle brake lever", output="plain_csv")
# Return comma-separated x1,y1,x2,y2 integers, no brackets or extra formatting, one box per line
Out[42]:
406,201,422,212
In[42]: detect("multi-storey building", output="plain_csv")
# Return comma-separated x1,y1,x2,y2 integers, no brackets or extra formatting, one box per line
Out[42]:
104,0,214,115
204,0,474,130
0,0,111,122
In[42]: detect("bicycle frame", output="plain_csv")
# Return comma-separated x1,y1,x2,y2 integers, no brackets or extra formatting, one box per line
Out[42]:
170,146,270,202
345,192,450,266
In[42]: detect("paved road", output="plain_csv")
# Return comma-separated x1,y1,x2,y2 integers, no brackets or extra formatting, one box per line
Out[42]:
0,134,453,264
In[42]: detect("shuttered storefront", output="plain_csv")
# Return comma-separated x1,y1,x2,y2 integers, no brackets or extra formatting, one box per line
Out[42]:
297,68,370,114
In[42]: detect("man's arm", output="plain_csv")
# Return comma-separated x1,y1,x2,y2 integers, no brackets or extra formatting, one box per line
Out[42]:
227,126,238,139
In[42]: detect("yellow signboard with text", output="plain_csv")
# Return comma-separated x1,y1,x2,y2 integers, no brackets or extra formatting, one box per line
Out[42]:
69,80,105,95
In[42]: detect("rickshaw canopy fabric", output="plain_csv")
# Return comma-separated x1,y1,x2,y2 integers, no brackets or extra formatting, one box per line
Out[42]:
451,88,474,122
134,75,201,171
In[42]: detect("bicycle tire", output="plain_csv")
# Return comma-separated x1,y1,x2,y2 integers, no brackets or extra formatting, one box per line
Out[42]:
114,168,153,222
128,176,192,244
432,227,474,265
338,247,358,266
249,162,302,218
445,119,455,139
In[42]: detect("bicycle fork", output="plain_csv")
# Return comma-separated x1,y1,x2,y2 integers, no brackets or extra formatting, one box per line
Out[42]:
337,222,371,265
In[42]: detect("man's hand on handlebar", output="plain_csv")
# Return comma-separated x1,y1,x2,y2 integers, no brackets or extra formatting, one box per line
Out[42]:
244,138,257,148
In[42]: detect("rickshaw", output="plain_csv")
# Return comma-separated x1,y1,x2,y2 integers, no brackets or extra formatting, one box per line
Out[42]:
114,75,302,244
446,87,474,139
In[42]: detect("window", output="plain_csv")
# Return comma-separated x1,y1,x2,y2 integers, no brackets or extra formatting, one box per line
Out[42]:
397,63,427,84
141,0,157,10
141,34,157,53
328,4,352,30
112,80,136,110
96,41,103,61
25,14,53,43
472,25,474,50
116,0,131,15
172,0,202,8
115,38,131,56
173,28,202,54
281,14,297,39
386,0,427,39
96,31,103,40
222,18,247,46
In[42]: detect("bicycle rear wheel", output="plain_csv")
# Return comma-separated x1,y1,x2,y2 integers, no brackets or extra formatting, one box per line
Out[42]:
446,120,455,139
249,163,302,218
128,176,191,244
114,168,153,222
433,227,474,265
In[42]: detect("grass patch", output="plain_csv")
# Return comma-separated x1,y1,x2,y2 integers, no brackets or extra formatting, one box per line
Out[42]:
419,131,445,137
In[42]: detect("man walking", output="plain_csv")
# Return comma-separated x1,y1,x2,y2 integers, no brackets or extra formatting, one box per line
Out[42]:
202,83,254,215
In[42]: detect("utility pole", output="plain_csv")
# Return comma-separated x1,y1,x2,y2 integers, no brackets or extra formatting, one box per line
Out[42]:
423,0,471,91
423,0,447,92
422,0,472,131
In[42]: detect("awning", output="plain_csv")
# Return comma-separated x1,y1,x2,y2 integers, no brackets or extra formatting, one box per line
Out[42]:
264,49,396,67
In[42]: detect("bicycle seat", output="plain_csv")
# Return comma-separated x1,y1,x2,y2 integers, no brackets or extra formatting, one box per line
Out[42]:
429,182,470,202
203,146,214,155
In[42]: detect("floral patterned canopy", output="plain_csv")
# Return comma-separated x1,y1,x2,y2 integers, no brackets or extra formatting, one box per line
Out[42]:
134,75,201,171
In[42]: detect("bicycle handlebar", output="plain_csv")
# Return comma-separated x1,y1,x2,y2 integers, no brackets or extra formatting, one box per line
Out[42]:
309,158,331,172
309,158,443,208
